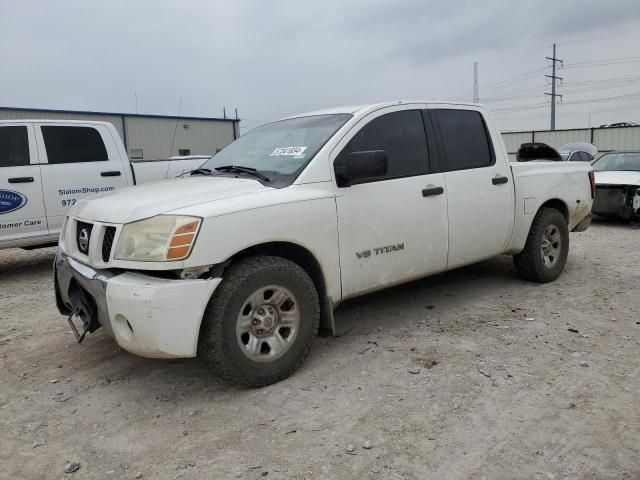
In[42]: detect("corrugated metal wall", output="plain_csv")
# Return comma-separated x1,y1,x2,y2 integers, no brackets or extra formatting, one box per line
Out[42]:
0,108,238,160
503,126,640,156
125,117,236,160
0,109,125,139
502,131,532,155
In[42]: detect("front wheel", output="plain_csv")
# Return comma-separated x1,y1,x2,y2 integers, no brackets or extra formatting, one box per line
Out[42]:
513,207,569,283
199,256,320,387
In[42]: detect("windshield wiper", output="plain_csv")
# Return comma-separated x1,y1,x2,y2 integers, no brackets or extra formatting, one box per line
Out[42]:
214,165,270,182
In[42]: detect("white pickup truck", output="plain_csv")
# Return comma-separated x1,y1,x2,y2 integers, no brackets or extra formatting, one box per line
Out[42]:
0,120,207,249
54,102,594,387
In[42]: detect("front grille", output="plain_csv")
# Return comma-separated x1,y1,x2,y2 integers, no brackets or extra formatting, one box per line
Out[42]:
102,227,116,262
76,221,93,255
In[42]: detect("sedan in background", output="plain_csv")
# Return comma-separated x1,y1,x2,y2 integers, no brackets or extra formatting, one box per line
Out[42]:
591,151,640,220
558,142,598,162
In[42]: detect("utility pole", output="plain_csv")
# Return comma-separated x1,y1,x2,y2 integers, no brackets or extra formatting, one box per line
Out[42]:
545,43,563,130
473,62,479,103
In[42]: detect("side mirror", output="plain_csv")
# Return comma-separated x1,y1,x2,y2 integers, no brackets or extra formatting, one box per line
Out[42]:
334,150,388,187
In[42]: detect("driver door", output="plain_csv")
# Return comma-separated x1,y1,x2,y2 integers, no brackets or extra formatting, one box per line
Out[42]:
332,106,449,300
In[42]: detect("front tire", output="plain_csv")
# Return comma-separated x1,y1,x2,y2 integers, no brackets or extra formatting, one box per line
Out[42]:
514,208,569,283
200,256,320,387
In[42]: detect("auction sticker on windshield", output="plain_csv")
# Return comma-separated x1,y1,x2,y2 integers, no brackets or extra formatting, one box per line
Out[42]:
271,146,308,156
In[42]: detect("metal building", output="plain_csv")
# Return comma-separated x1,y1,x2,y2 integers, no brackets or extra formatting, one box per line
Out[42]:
502,125,640,160
0,106,239,160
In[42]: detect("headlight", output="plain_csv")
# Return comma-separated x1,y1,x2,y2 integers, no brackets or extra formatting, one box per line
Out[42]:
114,215,201,262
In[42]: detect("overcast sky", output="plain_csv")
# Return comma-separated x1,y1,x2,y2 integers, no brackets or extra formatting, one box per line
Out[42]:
2,0,640,132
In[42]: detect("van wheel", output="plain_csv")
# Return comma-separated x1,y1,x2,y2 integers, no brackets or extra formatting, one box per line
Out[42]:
513,207,569,283
200,256,319,387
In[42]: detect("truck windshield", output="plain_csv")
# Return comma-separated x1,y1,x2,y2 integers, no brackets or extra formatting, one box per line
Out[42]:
199,113,352,176
593,152,640,172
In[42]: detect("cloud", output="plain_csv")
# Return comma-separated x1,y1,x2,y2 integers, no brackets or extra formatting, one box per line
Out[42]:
0,0,639,130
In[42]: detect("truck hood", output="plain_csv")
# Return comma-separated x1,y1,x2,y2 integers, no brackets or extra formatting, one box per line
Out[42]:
594,170,640,186
71,176,272,223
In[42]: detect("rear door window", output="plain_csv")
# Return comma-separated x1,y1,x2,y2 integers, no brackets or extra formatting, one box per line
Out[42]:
433,109,495,171
0,126,30,167
41,126,108,164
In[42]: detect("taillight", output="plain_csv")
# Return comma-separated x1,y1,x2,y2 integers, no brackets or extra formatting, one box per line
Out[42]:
588,170,596,199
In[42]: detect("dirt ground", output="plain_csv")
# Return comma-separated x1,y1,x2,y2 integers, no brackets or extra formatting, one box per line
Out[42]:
1,219,639,480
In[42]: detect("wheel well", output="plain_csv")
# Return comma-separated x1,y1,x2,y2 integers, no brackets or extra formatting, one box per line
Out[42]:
538,199,569,222
225,242,327,300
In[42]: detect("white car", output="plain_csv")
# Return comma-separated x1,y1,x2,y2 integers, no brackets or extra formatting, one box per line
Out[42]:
591,150,640,219
0,120,208,249
558,142,598,162
54,101,594,386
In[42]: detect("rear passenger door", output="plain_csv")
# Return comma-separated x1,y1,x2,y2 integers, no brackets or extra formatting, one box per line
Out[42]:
36,123,129,235
430,107,514,268
0,124,49,245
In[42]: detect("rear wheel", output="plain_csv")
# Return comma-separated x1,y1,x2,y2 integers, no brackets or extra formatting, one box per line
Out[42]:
514,208,569,283
200,256,319,387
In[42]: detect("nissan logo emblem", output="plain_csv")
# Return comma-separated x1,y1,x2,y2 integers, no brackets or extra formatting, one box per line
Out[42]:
78,228,90,252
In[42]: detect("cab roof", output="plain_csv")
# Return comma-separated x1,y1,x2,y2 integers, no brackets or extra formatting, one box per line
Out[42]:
281,101,483,120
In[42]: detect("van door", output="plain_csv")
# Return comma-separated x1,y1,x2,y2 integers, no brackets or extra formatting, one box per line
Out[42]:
36,123,129,235
333,107,449,299
0,124,49,245
429,107,514,269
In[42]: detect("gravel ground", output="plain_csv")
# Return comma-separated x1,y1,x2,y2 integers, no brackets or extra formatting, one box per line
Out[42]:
1,219,639,480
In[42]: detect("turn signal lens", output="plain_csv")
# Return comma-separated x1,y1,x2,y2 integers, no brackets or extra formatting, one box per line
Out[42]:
115,215,202,262
167,220,200,259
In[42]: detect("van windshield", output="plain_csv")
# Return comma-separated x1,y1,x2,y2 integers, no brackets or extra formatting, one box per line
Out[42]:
199,114,352,176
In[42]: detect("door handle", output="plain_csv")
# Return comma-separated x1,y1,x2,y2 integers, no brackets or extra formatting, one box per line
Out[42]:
101,171,121,177
492,176,509,185
8,177,34,183
422,186,444,197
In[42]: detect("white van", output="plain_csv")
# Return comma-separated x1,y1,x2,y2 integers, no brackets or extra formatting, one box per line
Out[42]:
0,120,208,249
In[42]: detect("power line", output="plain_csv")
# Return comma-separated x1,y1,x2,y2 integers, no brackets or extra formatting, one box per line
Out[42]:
564,57,640,69
446,66,547,101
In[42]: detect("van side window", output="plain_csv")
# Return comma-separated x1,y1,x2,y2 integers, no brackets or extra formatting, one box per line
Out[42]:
0,126,30,167
41,126,108,164
433,109,495,171
337,110,428,181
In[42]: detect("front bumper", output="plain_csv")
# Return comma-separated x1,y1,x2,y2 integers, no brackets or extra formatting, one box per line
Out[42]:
54,252,221,358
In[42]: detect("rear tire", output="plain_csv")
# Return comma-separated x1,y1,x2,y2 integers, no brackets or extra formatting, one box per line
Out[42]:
513,208,569,283
200,255,319,387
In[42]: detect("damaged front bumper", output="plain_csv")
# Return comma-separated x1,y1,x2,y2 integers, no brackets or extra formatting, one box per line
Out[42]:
54,252,221,358
593,184,640,219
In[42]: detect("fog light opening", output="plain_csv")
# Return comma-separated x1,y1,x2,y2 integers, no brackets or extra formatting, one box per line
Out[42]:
114,314,134,341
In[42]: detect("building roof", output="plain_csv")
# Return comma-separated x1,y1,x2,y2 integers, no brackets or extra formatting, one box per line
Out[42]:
0,105,239,123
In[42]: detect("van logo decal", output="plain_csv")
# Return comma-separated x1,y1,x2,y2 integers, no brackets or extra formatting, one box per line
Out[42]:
0,190,27,214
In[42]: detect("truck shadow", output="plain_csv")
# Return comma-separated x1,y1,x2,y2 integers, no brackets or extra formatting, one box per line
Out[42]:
331,255,519,336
